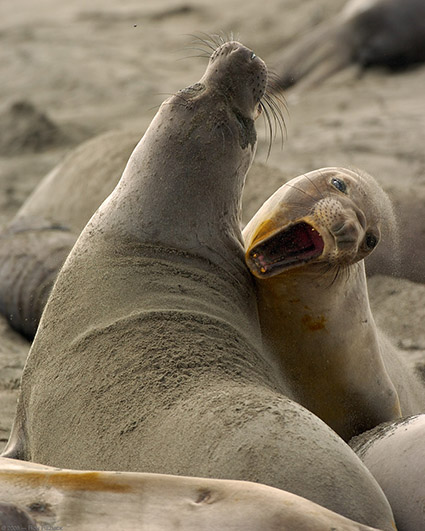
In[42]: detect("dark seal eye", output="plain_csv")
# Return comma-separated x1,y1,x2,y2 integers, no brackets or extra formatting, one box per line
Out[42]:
365,232,378,249
331,178,347,193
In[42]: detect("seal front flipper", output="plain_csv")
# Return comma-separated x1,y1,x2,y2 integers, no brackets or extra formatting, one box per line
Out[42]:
1,397,29,461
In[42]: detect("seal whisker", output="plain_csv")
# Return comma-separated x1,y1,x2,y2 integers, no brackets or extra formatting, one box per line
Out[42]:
262,94,286,148
284,181,318,202
259,101,274,159
186,33,217,52
182,45,212,56
305,172,325,200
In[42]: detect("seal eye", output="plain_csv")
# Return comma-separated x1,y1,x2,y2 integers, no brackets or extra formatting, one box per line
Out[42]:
251,52,256,60
331,178,347,194
365,232,378,249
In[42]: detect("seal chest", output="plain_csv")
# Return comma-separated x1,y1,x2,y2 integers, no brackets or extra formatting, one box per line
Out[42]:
244,167,425,441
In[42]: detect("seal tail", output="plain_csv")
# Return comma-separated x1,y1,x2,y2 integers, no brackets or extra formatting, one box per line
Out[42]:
271,19,352,92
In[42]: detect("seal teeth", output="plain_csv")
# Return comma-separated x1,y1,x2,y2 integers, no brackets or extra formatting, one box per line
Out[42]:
249,222,324,276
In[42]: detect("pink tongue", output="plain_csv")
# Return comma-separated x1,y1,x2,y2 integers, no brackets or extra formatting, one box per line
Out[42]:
250,222,324,275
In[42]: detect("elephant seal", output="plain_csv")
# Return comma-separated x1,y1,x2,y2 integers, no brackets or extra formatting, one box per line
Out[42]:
351,414,425,531
272,0,425,90
3,42,395,529
0,457,382,531
0,130,139,339
243,167,425,441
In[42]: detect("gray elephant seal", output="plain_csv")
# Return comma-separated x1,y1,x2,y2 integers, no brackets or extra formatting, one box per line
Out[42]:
273,0,425,90
243,167,425,441
351,414,425,531
0,130,139,339
4,43,395,530
0,457,382,531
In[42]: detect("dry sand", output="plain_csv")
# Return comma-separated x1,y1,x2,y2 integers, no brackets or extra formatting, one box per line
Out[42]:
1,0,425,450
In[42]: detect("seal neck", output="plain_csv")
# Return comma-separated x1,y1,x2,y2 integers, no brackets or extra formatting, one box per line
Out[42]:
255,260,402,440
101,94,256,271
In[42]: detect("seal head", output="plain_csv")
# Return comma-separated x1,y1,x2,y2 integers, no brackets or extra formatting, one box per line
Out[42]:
245,167,386,278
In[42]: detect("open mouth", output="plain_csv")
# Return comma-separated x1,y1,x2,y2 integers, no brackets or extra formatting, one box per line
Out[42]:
248,221,324,276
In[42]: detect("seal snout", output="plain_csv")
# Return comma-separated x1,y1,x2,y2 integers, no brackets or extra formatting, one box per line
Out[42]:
331,217,363,249
202,40,268,116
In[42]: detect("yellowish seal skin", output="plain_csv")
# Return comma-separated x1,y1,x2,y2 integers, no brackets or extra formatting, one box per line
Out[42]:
3,45,395,530
0,457,383,531
351,414,425,531
272,0,425,91
0,130,139,339
243,167,425,441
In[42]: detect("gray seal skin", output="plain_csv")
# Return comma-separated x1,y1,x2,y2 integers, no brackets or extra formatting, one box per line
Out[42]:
0,130,139,339
273,0,425,90
243,167,425,442
351,414,425,531
3,43,395,530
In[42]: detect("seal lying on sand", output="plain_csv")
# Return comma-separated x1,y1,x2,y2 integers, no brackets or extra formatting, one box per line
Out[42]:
243,167,425,441
0,130,139,340
0,456,383,531
351,414,425,531
3,42,395,529
272,0,425,90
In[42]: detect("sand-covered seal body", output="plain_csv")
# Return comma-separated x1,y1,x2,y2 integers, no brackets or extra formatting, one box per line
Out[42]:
244,167,425,441
351,414,425,531
4,46,395,530
0,130,139,339
273,0,425,90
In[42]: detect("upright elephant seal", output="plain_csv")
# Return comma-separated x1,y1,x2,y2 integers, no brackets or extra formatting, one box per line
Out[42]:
0,130,140,340
243,167,425,441
4,42,395,530
351,414,425,531
272,0,425,90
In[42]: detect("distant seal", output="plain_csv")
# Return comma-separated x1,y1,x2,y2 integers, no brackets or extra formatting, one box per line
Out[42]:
273,0,425,90
243,167,425,441
3,43,395,529
0,457,382,531
0,130,139,339
351,414,425,531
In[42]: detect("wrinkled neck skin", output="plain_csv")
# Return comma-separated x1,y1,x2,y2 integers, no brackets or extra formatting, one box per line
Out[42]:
96,85,256,272
256,260,402,441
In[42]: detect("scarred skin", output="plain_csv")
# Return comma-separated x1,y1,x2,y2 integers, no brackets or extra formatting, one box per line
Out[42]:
0,456,382,531
4,44,395,530
243,167,425,441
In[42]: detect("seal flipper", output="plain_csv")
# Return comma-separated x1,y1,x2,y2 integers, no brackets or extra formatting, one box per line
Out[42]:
1,399,29,461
